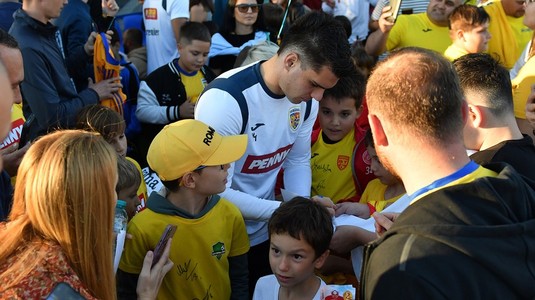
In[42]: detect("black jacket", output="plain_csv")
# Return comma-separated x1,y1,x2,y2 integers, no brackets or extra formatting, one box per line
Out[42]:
9,9,98,141
360,163,535,299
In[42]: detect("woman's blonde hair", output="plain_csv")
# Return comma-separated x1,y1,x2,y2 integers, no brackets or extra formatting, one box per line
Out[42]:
0,130,118,299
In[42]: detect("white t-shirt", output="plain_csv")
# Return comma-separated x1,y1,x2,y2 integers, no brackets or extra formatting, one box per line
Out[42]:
253,274,326,300
143,0,189,74
195,62,317,246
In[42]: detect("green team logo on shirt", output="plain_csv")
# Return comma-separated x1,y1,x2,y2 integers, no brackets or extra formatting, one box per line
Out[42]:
211,242,226,260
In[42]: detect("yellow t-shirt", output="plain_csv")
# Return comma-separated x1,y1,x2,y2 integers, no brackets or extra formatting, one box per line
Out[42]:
1,104,25,186
484,0,532,69
411,165,497,204
126,157,148,209
311,129,356,203
180,70,207,104
119,198,250,300
387,13,451,54
444,44,469,61
359,178,403,212
511,55,535,119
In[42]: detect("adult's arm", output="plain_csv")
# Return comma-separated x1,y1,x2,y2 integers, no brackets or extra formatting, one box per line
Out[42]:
169,0,190,46
282,100,318,197
20,48,98,132
195,89,281,222
364,6,396,56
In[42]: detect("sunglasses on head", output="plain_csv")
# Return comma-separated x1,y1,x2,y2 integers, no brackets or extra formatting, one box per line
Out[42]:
235,4,260,13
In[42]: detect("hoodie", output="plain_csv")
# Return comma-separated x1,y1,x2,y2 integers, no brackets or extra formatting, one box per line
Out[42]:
360,163,535,299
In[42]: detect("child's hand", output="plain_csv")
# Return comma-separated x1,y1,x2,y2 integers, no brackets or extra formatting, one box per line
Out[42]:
334,202,371,218
179,100,195,119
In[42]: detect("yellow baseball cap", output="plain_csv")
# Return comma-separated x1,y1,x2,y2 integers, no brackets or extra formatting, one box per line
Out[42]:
147,119,247,181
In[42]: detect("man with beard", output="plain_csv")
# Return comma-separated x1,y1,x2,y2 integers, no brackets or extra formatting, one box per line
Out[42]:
365,0,463,56
360,47,535,299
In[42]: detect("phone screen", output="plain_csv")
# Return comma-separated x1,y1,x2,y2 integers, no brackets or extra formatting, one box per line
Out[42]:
152,224,177,267
46,282,85,300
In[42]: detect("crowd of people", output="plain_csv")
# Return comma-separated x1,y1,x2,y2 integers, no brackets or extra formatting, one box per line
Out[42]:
0,0,534,299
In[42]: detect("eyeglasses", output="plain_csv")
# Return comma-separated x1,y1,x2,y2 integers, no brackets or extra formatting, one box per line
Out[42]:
235,4,260,13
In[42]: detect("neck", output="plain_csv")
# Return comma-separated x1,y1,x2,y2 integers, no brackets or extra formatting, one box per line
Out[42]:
234,22,253,35
260,56,284,95
479,122,524,151
278,276,320,300
384,181,406,200
166,189,209,216
22,5,48,24
427,14,447,27
395,141,471,195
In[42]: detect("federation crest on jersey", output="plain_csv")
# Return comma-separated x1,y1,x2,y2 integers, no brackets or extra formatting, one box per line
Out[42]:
288,107,301,131
362,150,371,165
144,8,157,20
211,242,226,260
337,155,350,170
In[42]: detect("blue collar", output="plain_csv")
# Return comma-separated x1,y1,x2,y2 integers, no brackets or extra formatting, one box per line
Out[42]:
408,160,479,201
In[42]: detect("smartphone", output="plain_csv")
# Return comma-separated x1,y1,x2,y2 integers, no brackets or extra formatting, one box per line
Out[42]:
46,282,85,300
386,0,404,23
152,224,177,267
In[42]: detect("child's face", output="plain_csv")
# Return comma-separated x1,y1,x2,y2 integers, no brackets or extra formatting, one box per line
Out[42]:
462,22,491,54
118,184,141,220
191,164,230,195
366,145,398,186
178,40,211,74
269,232,327,289
108,132,128,157
319,96,361,142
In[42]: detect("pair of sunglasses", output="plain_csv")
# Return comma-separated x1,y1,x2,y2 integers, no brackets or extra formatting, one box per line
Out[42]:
235,4,260,13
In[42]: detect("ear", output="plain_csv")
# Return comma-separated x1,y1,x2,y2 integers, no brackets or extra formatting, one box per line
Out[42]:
368,114,389,147
180,172,197,188
283,52,299,71
456,29,465,42
467,103,484,128
313,249,330,269
355,104,364,119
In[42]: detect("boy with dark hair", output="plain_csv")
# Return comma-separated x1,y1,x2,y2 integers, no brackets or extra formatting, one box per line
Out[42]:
253,197,332,299
136,21,216,167
444,4,491,61
117,119,250,299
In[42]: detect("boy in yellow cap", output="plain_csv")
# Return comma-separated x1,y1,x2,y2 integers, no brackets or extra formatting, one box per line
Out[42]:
117,119,250,299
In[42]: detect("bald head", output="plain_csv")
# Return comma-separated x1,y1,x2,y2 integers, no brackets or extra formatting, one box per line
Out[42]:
366,48,465,144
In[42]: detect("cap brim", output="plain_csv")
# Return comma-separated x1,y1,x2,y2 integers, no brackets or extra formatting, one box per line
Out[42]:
203,134,248,166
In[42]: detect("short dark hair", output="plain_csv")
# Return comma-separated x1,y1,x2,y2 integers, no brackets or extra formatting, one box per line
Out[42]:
367,47,464,144
453,53,513,117
0,29,18,49
334,15,352,40
448,4,490,31
278,11,353,78
351,45,376,77
268,197,333,258
116,156,141,193
75,104,126,142
179,21,212,44
123,28,143,47
323,65,366,110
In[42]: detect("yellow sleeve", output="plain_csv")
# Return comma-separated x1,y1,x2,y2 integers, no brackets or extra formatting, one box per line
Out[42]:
512,57,535,119
119,220,150,274
386,15,408,51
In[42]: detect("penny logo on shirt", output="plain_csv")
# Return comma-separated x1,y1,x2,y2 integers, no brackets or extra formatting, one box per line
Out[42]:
288,106,301,131
337,155,350,171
